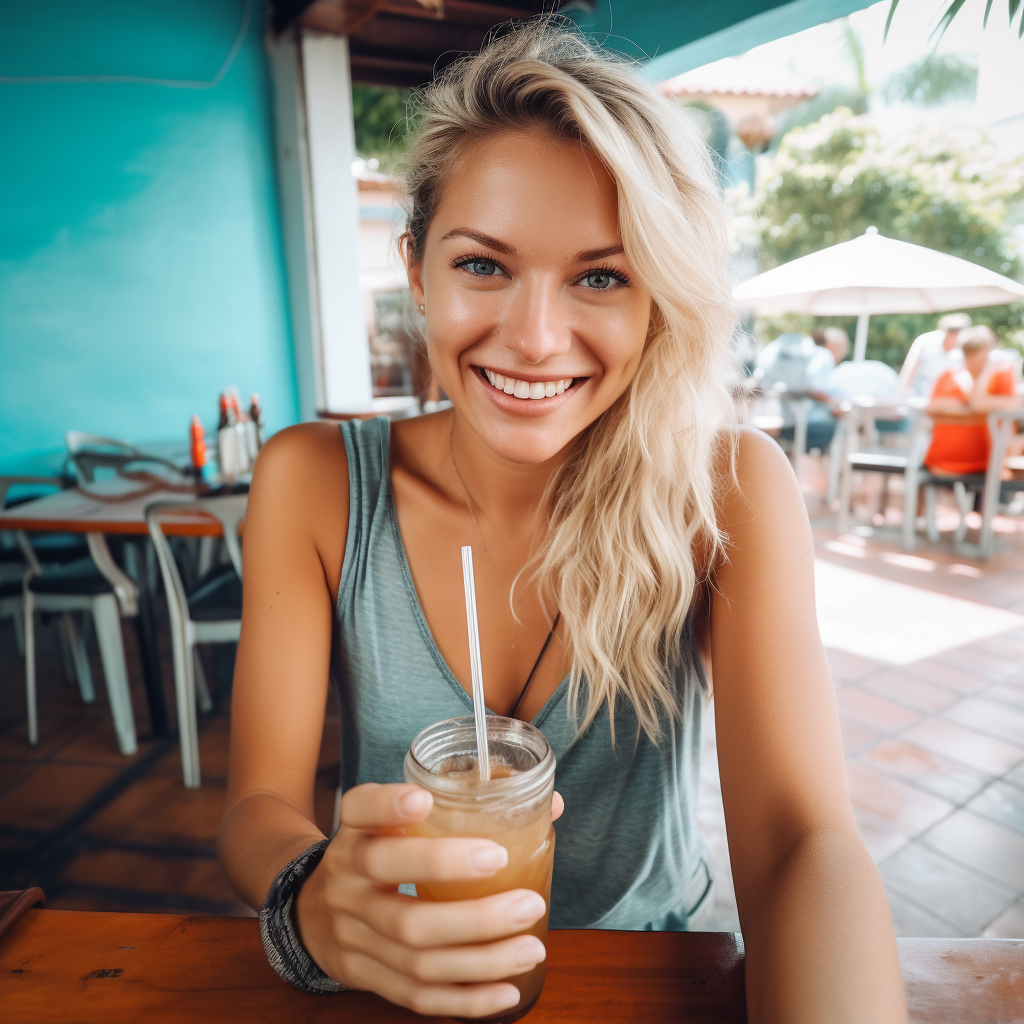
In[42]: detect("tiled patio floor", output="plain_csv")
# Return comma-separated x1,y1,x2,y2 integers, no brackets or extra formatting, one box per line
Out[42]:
698,455,1024,936
2,457,1024,937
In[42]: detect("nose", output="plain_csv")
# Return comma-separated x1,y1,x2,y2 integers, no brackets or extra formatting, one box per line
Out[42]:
499,273,572,365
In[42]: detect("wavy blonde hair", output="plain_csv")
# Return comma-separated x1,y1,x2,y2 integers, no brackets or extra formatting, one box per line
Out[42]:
402,18,738,742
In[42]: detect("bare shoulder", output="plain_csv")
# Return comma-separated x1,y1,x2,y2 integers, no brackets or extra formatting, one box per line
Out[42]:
714,424,803,533
709,425,812,595
246,422,350,595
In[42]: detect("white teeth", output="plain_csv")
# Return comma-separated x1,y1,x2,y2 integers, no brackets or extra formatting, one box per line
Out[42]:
484,371,577,399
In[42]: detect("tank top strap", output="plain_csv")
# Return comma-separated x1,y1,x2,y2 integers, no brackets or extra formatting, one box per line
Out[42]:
336,416,391,610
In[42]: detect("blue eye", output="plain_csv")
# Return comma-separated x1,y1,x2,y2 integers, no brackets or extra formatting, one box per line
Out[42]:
465,259,498,276
582,271,613,289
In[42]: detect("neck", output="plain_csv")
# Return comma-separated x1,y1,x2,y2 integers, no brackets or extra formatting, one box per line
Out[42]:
449,413,571,536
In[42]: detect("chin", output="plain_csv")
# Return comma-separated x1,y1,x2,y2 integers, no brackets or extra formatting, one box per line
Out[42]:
481,420,581,467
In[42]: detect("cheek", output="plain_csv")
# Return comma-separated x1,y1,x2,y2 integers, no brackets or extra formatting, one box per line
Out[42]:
583,303,650,378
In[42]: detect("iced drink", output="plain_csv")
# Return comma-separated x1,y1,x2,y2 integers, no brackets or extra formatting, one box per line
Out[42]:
404,716,556,1023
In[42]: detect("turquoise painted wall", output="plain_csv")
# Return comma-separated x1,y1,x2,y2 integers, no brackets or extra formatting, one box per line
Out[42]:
0,0,299,474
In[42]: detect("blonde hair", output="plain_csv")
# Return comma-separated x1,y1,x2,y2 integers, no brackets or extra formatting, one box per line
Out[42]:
402,18,738,741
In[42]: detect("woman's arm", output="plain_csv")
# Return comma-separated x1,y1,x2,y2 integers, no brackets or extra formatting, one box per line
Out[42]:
966,364,1022,413
218,423,351,906
710,428,907,1024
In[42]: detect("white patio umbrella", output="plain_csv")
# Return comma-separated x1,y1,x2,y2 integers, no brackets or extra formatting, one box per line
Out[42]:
733,227,1024,361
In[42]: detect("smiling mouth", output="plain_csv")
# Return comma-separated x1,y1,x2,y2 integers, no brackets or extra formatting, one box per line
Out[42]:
478,367,583,400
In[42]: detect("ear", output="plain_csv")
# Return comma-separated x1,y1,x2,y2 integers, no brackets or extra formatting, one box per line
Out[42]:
400,232,425,307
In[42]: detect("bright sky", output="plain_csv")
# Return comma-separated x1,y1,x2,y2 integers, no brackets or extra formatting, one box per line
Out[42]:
725,0,1024,148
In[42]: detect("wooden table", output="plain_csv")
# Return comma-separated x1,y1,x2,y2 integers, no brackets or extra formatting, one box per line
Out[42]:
0,476,228,538
0,479,240,736
1,909,1021,1023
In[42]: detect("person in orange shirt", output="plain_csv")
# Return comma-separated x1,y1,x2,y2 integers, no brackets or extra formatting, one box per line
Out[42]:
924,326,1022,476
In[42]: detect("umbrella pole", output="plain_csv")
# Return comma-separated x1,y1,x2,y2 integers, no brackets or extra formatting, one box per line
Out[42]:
853,312,870,362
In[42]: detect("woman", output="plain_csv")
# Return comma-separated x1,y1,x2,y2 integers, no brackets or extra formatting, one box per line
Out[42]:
218,20,907,1023
925,325,1022,476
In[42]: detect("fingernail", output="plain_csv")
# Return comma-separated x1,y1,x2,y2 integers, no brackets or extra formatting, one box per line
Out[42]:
398,789,430,817
515,938,546,968
468,844,508,872
509,892,546,926
494,985,521,1012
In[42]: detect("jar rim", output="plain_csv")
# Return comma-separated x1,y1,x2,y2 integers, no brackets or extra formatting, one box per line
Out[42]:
405,715,555,806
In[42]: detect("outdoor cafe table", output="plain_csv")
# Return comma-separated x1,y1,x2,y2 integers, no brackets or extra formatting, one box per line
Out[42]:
0,478,235,737
1,907,1021,1023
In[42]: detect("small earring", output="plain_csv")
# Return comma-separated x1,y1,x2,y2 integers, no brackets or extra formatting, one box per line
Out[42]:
419,303,425,314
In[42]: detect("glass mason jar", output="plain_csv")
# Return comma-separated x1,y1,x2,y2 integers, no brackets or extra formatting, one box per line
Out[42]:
403,716,556,1023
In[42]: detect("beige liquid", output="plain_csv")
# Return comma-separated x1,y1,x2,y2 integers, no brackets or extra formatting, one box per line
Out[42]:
407,762,555,1023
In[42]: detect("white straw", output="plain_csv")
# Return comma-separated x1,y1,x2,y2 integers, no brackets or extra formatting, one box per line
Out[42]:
461,545,490,781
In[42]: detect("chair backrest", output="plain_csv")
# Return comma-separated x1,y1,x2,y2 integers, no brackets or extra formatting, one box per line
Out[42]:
65,431,182,484
147,495,246,579
146,495,247,635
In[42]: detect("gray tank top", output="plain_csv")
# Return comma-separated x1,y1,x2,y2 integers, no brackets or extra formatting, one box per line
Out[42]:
332,417,711,930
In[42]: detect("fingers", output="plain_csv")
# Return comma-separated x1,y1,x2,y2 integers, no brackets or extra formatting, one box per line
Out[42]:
343,952,522,1019
340,783,431,831
551,790,564,822
344,916,546,983
368,888,548,948
350,834,507,884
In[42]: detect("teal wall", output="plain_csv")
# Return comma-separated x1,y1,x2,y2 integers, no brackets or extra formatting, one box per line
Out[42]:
0,0,299,474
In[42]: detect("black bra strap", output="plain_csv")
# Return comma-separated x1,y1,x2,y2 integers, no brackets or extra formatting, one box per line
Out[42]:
510,612,561,719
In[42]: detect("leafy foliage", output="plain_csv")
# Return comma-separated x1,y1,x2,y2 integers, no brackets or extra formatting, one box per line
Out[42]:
886,0,1024,40
879,53,977,106
352,84,413,169
739,109,1024,366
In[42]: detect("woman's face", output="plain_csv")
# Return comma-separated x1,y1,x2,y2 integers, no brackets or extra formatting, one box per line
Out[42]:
407,130,653,465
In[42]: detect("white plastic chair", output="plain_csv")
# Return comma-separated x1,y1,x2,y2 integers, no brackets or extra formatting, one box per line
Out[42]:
824,361,900,503
147,496,246,788
20,531,139,755
836,403,929,543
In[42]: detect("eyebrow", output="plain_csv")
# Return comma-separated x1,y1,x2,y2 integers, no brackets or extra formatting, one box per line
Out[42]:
440,228,518,258
573,243,625,263
439,229,626,266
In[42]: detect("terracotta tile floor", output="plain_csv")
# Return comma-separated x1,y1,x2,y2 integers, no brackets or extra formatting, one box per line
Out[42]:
2,455,1024,939
0,613,339,916
696,456,1024,936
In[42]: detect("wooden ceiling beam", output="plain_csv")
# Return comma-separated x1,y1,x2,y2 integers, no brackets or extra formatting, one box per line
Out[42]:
353,13,493,53
379,0,540,23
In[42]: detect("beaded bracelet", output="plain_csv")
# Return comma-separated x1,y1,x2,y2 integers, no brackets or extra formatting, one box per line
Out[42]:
259,839,346,994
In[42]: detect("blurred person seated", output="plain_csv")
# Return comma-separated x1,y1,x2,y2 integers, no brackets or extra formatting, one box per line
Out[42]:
897,312,971,401
811,327,850,370
753,332,838,451
924,326,1023,476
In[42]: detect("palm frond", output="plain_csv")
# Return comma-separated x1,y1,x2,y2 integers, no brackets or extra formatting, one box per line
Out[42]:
883,0,900,41
930,0,970,42
879,52,978,106
884,0,1024,40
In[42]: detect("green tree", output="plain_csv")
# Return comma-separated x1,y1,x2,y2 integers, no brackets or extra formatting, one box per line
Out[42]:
352,84,413,169
748,108,1024,366
774,21,977,141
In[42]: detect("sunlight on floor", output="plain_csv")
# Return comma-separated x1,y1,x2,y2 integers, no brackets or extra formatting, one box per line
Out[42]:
815,559,1024,664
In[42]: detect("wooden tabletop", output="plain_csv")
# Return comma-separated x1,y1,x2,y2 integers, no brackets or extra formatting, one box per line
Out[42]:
0,478,229,537
1,909,1021,1023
